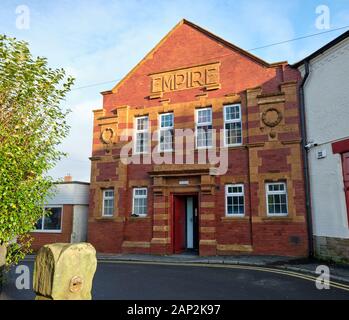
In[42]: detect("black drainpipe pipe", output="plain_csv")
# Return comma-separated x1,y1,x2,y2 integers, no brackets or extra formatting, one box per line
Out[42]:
299,60,314,258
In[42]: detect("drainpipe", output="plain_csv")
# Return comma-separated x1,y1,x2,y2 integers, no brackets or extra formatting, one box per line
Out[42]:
245,91,254,248
299,60,314,258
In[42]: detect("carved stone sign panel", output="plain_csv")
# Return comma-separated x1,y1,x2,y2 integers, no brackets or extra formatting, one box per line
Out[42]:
262,108,283,127
150,62,220,97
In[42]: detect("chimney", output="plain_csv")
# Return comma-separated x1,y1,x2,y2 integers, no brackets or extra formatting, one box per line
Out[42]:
64,174,72,182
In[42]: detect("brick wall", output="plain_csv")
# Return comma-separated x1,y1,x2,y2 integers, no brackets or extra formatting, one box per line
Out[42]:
87,20,308,257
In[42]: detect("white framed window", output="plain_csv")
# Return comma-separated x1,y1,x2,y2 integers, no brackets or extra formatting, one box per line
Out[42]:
224,104,242,147
134,116,149,154
225,184,245,216
102,189,115,217
195,107,213,149
132,188,148,216
35,206,63,233
159,113,174,152
266,182,288,216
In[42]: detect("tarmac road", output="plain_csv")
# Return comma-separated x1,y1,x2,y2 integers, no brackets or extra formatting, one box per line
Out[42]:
1,260,349,300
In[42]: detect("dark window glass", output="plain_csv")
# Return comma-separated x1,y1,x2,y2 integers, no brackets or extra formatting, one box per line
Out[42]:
43,207,62,230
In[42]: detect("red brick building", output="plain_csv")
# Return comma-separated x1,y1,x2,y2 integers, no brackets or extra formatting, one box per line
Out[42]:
87,20,308,257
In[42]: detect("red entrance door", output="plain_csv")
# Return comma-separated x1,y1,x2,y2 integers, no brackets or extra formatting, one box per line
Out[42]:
342,152,349,221
173,196,186,254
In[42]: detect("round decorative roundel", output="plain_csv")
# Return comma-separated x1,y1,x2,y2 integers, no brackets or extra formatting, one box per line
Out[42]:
262,108,283,127
101,128,114,144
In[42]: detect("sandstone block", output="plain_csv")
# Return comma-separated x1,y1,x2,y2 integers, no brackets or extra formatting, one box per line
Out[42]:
0,244,6,267
33,243,97,300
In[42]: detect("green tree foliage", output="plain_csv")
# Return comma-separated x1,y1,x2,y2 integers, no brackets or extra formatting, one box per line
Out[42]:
0,35,74,266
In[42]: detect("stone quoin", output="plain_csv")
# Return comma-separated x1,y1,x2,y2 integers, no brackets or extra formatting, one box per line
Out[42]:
87,19,308,257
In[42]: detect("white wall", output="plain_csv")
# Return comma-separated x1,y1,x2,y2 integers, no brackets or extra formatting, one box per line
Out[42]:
71,205,89,243
299,37,349,239
46,183,90,205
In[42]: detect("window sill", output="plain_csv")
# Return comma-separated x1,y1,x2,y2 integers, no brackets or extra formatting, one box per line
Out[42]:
129,215,150,221
95,216,125,222
222,144,245,150
196,146,213,150
133,152,150,156
194,145,246,151
31,230,62,234
221,216,248,221
261,215,291,221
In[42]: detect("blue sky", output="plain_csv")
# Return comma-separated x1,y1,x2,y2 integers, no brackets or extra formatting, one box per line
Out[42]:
1,0,349,182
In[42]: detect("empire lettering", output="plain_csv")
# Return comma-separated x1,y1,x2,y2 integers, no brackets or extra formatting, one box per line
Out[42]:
150,62,220,94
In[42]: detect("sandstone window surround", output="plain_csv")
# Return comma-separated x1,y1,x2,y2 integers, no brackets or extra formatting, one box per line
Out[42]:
134,116,150,155
195,107,213,149
132,188,148,217
224,104,242,147
225,184,245,216
102,189,115,217
266,182,289,216
158,112,174,152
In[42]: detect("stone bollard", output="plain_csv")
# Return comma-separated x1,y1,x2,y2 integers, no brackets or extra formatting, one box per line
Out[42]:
0,244,6,268
33,243,97,300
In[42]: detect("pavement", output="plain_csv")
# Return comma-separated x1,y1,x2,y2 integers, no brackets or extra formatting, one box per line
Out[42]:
24,252,349,284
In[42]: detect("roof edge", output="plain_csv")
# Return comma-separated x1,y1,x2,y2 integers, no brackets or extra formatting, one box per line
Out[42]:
292,29,349,68
54,181,90,185
109,19,186,94
181,19,273,68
